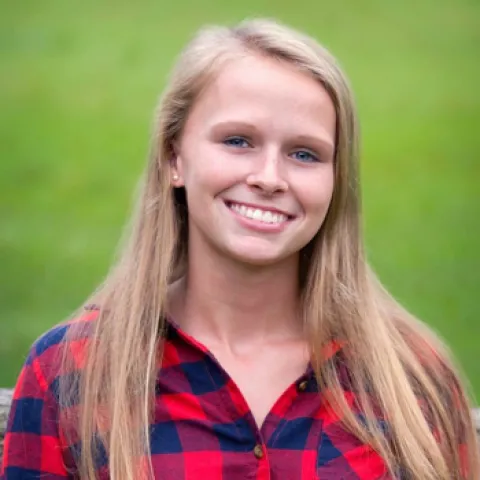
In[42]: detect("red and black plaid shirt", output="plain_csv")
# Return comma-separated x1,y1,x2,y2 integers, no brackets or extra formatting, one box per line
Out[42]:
2,308,395,479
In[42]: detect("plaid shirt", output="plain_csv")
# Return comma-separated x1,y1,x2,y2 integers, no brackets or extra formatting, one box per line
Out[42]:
1,308,393,479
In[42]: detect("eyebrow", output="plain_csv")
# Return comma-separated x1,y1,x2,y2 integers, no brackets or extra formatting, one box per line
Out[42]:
292,134,335,157
210,120,335,157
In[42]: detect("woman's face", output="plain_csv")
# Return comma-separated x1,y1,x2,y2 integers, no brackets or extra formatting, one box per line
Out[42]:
173,53,336,266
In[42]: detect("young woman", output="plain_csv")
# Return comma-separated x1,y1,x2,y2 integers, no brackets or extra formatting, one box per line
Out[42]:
1,18,478,480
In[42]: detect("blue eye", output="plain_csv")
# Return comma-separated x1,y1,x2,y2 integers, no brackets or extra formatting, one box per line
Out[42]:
291,150,319,163
223,136,250,148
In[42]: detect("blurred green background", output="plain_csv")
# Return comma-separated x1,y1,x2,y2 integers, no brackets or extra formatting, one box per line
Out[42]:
1,0,479,398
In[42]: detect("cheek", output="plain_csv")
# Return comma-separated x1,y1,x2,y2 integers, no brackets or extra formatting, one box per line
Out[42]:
184,166,237,198
182,147,244,195
181,154,217,193
295,169,335,216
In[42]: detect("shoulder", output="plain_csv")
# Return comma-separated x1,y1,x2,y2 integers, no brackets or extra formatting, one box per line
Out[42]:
26,306,100,390
399,322,478,452
1,309,100,479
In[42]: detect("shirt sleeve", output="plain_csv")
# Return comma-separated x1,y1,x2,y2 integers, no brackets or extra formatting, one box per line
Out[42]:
1,343,71,479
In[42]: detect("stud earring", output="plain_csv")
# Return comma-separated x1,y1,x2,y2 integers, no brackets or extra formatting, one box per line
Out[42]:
172,173,179,181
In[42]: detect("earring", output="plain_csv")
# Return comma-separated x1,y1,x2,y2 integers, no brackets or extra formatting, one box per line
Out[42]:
172,173,179,181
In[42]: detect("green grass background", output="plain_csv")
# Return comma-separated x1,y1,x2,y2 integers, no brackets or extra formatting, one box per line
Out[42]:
1,0,479,398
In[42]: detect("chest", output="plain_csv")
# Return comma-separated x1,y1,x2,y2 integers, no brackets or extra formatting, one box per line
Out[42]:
209,343,309,428
149,351,391,480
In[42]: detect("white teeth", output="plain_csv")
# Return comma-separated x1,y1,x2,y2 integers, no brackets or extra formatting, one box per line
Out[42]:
252,209,262,220
263,211,273,223
228,203,288,224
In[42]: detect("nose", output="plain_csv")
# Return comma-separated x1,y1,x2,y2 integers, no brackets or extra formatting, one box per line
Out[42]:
246,148,288,195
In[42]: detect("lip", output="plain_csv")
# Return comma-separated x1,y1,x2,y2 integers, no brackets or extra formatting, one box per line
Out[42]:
223,199,295,219
222,200,294,234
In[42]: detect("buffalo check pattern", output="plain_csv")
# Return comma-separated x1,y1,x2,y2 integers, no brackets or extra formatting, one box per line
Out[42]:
2,308,393,479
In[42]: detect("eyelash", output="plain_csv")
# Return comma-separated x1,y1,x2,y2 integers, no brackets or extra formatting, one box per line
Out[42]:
223,136,321,163
223,136,251,148
291,150,319,163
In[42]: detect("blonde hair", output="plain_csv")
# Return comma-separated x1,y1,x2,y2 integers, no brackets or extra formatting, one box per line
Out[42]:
60,18,479,479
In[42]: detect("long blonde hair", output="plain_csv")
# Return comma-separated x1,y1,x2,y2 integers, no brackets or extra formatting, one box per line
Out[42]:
60,18,479,479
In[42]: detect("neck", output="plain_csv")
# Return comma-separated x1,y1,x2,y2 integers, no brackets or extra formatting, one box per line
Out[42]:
170,244,303,350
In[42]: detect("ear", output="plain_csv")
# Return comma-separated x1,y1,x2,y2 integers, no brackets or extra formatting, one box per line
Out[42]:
170,142,185,187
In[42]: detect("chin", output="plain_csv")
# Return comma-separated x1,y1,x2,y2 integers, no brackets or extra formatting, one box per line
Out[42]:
235,255,282,268
223,243,295,268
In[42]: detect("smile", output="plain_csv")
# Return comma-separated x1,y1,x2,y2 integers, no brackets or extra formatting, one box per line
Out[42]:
225,201,291,225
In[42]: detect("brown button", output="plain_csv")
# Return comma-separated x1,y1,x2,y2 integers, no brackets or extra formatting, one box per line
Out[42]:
253,444,264,459
298,380,308,392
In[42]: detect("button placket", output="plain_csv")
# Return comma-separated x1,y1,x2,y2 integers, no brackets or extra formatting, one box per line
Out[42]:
253,443,265,459
297,380,309,392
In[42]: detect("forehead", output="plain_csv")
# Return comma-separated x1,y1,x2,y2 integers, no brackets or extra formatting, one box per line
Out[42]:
185,53,336,135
